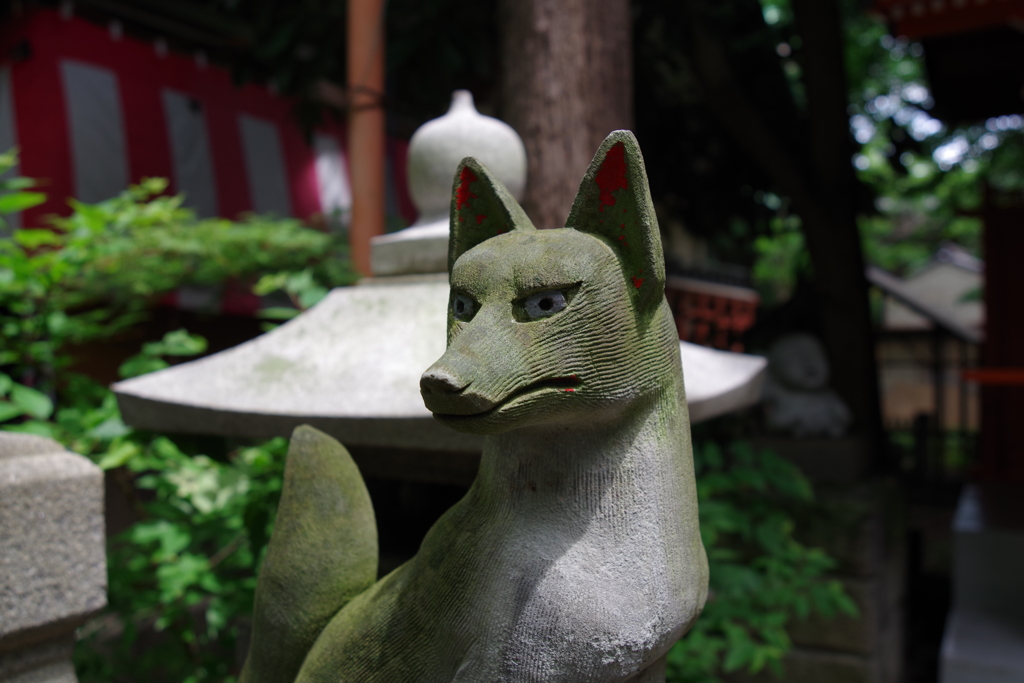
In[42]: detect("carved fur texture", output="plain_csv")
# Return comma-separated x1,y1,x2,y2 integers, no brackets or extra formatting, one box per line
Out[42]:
240,130,708,683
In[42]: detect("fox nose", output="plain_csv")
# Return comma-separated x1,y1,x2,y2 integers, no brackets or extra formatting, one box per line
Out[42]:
420,368,468,396
420,363,494,415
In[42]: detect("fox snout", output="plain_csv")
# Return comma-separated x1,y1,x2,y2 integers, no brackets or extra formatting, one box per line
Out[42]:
420,363,493,416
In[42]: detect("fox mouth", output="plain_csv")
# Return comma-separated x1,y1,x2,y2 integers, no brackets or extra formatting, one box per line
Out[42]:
432,375,582,422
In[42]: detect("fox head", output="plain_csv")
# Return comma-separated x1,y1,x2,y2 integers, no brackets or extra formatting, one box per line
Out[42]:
420,131,680,435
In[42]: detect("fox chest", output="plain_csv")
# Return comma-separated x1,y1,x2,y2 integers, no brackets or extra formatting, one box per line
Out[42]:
427,525,684,682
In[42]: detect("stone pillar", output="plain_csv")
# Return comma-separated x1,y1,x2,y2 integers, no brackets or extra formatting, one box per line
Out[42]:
0,433,106,683
941,484,1024,683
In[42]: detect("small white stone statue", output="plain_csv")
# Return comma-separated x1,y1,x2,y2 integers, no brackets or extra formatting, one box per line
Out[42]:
762,332,852,438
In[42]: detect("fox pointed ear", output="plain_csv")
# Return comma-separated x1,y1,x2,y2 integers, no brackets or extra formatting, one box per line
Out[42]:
448,158,535,272
565,131,666,311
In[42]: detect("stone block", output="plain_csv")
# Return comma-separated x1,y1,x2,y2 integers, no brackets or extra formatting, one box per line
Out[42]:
951,485,1024,620
941,484,1024,683
0,433,106,682
0,637,77,683
941,609,1024,683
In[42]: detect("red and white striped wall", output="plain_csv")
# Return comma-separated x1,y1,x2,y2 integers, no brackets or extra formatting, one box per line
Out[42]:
0,8,416,228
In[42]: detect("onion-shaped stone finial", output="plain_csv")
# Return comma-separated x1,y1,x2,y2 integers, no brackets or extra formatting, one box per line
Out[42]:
371,90,527,277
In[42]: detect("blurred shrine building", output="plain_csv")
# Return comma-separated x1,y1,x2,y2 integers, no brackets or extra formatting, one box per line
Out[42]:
875,0,1024,484
870,244,983,442
873,3,1024,683
0,6,415,243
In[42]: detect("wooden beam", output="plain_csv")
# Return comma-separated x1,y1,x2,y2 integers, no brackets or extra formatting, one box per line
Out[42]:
347,0,387,276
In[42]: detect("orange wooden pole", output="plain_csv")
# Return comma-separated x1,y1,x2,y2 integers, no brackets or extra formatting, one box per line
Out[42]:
347,0,386,276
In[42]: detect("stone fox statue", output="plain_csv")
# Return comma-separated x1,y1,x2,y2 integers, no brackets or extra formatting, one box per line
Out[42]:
239,131,709,683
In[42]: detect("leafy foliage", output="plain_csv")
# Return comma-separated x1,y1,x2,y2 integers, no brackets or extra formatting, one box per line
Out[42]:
0,148,46,229
118,329,211,380
749,0,1020,293
0,160,351,681
252,269,331,323
666,442,857,683
0,370,53,423
839,10,989,279
76,426,288,683
0,327,282,683
44,178,346,307
0,171,354,395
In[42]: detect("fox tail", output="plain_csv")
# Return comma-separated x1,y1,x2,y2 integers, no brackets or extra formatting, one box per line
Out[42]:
239,425,377,683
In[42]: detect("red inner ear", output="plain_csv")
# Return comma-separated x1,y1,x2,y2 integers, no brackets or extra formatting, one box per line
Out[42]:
456,167,478,210
565,131,665,308
595,142,628,211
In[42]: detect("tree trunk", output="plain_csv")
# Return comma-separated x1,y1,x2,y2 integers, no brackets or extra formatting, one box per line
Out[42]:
790,0,883,449
498,0,633,229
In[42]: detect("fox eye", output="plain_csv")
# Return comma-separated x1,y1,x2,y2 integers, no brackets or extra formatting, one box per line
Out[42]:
522,290,567,320
451,292,477,321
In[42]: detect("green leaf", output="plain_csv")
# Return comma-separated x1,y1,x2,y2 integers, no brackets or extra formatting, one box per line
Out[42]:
137,177,169,196
252,272,290,296
0,191,46,213
0,373,12,396
2,420,57,437
9,383,53,419
0,399,25,422
13,229,62,248
142,329,208,357
257,306,299,320
97,441,140,470
297,284,328,309
46,311,73,337
722,626,757,672
89,416,132,440
165,456,250,515
0,148,17,173
156,552,210,601
131,519,191,559
1,177,38,191
118,355,169,379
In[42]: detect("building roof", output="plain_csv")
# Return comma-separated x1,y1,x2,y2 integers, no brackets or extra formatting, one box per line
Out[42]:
870,248,984,343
